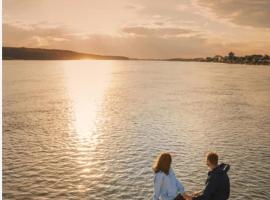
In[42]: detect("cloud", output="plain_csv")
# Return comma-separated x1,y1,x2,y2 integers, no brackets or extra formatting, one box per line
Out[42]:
195,0,270,28
3,21,270,59
2,21,213,58
3,22,70,47
70,34,222,59
124,4,144,10
122,26,196,37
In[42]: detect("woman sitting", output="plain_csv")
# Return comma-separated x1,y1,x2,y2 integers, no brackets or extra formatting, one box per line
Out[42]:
153,153,187,200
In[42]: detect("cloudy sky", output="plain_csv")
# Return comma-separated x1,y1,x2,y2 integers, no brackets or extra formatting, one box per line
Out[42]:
3,0,270,58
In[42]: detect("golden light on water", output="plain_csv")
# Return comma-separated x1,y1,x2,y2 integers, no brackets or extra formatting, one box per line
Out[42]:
64,60,113,144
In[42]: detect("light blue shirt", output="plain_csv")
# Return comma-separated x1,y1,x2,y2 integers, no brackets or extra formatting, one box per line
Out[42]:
153,168,185,200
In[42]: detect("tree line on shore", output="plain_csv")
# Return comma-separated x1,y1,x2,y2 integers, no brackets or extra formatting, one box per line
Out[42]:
205,52,270,65
3,47,270,65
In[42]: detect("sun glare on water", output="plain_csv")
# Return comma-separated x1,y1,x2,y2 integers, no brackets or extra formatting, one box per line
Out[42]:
64,60,113,146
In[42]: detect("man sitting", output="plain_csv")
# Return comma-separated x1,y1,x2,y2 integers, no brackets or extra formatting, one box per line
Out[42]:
186,152,230,200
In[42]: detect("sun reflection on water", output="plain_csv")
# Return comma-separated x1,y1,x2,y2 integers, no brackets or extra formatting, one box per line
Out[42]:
64,60,113,146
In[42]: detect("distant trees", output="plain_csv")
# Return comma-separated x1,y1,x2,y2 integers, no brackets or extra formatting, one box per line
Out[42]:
204,52,270,65
228,52,235,62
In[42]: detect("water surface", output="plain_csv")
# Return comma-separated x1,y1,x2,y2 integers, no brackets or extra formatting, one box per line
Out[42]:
3,60,270,199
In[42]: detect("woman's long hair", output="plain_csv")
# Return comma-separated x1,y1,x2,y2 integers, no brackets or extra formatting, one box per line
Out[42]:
152,153,172,175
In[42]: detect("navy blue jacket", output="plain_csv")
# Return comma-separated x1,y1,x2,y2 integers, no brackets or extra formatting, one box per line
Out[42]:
193,163,230,200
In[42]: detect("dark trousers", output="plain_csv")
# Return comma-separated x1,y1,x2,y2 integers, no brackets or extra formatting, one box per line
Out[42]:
175,193,185,200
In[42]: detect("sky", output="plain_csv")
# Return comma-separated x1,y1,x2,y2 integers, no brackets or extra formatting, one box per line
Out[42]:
3,0,270,58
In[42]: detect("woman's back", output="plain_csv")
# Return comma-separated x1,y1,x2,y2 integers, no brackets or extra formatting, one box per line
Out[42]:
153,168,185,200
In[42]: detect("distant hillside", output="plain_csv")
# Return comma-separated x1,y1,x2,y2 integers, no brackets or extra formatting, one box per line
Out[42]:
2,47,129,60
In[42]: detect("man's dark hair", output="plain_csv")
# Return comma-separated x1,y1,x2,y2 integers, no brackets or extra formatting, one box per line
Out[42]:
207,152,218,165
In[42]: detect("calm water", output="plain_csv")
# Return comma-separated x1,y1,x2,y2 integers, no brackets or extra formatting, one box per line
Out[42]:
3,60,270,200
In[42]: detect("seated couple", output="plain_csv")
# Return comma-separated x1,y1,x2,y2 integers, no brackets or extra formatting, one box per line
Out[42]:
153,152,230,200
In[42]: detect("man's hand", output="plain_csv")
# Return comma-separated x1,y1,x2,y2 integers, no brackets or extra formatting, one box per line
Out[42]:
184,194,192,200
192,190,203,197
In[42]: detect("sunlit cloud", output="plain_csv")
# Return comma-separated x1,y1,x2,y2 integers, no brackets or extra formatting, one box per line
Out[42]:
194,0,270,28
122,26,197,37
3,22,70,47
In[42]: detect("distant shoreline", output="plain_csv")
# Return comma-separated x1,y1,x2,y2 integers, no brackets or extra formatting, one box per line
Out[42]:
3,47,270,65
2,47,129,61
